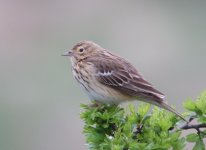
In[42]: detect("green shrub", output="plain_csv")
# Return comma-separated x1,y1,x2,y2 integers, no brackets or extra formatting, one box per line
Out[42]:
81,91,206,150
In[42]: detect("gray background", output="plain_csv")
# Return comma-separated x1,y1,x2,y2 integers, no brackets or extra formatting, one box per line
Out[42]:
0,1,206,149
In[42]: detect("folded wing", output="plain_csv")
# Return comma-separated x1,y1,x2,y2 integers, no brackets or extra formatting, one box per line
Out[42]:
88,57,165,103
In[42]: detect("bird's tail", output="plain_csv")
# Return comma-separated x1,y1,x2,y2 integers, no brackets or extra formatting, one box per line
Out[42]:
157,101,188,122
135,94,188,122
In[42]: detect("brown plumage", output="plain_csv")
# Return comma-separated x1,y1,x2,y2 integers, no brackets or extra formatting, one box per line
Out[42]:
62,40,186,121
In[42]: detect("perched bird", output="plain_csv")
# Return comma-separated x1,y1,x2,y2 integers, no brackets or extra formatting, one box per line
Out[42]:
62,40,186,121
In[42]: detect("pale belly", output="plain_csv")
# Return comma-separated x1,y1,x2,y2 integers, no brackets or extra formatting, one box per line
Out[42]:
73,71,132,104
72,61,133,104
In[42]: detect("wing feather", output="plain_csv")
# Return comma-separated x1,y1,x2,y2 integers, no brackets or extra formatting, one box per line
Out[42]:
87,57,165,103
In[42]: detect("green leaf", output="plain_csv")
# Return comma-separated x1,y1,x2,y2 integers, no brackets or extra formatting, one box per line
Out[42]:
193,139,205,150
111,144,124,150
186,133,199,142
198,116,206,123
183,98,196,111
196,91,206,114
137,103,150,117
141,114,151,124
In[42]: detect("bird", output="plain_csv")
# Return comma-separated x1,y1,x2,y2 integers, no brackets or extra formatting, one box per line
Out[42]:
62,40,186,121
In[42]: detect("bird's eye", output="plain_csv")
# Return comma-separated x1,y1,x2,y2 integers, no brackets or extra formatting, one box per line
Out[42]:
79,48,84,53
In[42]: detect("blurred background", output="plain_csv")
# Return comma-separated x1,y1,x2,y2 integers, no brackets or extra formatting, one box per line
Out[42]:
0,0,206,150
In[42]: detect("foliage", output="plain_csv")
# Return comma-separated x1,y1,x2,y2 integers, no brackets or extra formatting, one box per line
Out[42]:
81,91,206,150
183,91,206,150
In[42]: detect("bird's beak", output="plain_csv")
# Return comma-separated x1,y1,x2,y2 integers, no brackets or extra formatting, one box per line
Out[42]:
61,50,73,56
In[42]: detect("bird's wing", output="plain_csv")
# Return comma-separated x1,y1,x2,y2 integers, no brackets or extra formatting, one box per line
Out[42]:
88,57,165,103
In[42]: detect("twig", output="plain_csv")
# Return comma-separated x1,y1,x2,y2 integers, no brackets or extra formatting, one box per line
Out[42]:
181,123,206,134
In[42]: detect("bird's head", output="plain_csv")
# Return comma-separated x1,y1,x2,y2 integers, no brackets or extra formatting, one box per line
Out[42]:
62,40,103,64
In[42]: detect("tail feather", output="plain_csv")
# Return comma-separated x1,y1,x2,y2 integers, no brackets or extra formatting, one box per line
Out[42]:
135,95,188,122
158,102,188,122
